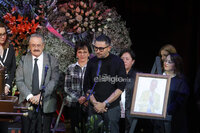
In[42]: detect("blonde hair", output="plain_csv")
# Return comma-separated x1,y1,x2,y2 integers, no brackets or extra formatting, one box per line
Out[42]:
159,44,177,56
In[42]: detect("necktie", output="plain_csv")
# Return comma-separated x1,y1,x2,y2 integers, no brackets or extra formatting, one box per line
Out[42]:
32,58,40,95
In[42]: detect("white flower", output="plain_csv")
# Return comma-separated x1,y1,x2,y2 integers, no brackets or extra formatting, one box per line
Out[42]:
65,12,70,17
83,22,88,27
90,16,94,20
98,28,102,32
76,15,83,22
107,18,112,22
89,25,93,29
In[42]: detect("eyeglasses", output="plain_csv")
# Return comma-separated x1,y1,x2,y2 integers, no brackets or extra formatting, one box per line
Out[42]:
0,33,6,38
93,46,109,52
164,60,174,64
30,44,43,48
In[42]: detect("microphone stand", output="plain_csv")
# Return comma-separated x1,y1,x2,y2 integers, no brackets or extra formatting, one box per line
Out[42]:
36,65,48,133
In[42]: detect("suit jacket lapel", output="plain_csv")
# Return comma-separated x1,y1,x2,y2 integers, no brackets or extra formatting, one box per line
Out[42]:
24,52,33,90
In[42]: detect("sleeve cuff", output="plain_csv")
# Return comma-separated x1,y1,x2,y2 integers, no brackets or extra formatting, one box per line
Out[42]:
5,84,10,88
26,94,33,101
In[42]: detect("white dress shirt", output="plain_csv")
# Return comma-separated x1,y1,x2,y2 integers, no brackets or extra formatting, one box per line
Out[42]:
26,53,44,100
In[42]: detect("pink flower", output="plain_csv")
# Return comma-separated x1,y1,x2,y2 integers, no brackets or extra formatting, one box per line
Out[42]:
69,4,74,9
60,7,67,13
98,16,102,20
77,27,82,33
80,1,84,6
73,25,78,30
76,7,80,13
85,12,89,16
83,3,87,8
85,18,88,21
96,10,100,15
64,22,67,27
89,10,93,14
81,9,84,14
93,2,97,8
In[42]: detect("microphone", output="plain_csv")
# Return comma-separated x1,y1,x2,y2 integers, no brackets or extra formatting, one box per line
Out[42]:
36,65,48,112
41,65,49,91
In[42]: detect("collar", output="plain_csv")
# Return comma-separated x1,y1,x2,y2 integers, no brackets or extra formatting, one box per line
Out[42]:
32,52,43,60
75,62,87,68
163,72,176,78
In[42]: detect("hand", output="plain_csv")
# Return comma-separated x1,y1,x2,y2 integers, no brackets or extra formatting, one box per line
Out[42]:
93,101,107,113
78,96,86,104
84,101,88,107
29,94,41,105
4,86,10,95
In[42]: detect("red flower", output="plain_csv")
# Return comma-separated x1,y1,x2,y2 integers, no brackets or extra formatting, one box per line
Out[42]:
16,14,23,22
11,6,17,13
10,25,17,34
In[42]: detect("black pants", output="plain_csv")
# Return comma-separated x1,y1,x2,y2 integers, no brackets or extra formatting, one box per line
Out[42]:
21,107,54,133
0,122,9,133
68,103,88,133
88,104,121,133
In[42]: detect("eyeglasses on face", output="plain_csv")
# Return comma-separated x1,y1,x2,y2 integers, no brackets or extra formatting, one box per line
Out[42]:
164,60,174,64
30,44,43,48
0,32,7,38
93,45,109,52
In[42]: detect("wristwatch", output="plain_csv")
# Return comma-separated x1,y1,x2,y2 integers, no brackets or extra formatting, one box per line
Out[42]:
105,100,110,108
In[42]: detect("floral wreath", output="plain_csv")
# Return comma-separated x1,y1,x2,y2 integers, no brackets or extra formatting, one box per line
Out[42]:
0,0,132,71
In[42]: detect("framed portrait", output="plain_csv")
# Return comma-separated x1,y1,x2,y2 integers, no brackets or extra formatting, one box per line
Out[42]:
130,73,171,119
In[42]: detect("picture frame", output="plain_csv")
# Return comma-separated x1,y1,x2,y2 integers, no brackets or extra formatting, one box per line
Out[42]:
130,73,171,119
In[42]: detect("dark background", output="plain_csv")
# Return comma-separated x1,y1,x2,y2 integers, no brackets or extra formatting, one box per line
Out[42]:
102,0,200,80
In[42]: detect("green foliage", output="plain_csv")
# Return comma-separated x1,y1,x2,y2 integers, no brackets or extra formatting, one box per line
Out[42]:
75,115,110,133
43,32,76,72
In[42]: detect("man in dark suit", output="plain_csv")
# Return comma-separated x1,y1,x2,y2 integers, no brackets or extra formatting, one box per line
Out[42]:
16,34,59,133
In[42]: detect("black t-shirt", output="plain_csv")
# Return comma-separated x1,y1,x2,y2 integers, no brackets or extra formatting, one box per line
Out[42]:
84,53,126,108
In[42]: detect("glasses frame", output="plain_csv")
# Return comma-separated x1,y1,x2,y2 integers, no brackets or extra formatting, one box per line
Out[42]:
0,32,7,38
93,45,109,52
164,60,174,64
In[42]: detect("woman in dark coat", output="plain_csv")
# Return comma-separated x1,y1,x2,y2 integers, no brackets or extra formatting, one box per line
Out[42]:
163,53,189,133
0,22,16,95
119,49,138,133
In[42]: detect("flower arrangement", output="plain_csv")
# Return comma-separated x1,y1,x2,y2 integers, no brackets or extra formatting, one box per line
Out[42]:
3,7,39,56
1,0,132,64
47,0,132,55
48,0,112,34
43,32,76,72
102,9,132,54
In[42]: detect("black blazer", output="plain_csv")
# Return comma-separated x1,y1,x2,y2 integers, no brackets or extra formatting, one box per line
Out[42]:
0,44,16,88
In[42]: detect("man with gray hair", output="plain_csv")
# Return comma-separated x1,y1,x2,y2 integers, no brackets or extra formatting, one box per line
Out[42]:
16,33,59,133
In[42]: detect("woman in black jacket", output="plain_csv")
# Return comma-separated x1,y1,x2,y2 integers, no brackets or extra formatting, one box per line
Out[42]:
0,22,16,133
119,49,138,133
0,22,16,95
162,53,189,133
